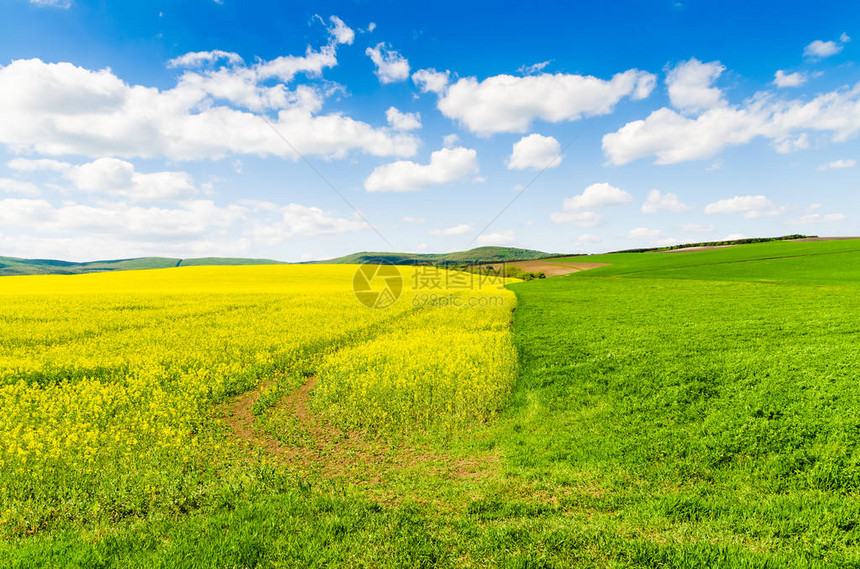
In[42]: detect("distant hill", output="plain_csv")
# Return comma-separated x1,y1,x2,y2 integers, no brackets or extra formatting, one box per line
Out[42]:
0,256,283,276
313,246,554,265
0,246,554,276
607,234,817,254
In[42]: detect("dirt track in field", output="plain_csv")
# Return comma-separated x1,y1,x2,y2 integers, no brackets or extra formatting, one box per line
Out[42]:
222,377,498,490
488,260,609,277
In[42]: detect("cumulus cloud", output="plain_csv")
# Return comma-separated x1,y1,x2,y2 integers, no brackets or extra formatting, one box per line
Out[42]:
429,223,472,236
0,197,366,260
773,70,806,88
791,212,846,224
666,58,726,113
364,147,479,192
0,58,418,161
442,133,460,148
641,189,691,213
0,178,40,197
168,50,244,68
574,233,601,246
412,68,450,94
562,182,633,210
818,158,856,170
506,134,562,170
366,43,410,84
549,211,603,227
435,69,656,135
679,223,715,234
327,16,355,45
518,61,550,75
477,230,515,246
603,82,860,165
0,198,244,240
704,195,785,218
10,157,198,201
628,227,662,240
249,202,367,245
29,0,71,7
804,34,850,58
385,107,421,130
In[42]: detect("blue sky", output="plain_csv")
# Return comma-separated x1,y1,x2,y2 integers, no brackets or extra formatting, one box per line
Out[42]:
0,0,858,261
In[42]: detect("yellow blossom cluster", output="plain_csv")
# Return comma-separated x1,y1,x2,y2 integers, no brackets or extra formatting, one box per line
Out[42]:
0,263,516,530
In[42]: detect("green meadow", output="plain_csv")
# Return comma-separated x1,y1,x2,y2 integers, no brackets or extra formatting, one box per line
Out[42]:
4,239,860,567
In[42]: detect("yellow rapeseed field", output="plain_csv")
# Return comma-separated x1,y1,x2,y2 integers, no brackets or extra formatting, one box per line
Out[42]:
0,264,516,531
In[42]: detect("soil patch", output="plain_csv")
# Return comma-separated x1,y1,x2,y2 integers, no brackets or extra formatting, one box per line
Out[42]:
488,260,609,277
222,377,499,489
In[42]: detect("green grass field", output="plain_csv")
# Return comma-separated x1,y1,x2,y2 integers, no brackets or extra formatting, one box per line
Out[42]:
4,239,860,567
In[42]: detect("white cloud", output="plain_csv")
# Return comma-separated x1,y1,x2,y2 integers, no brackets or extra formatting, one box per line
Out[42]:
666,58,726,113
364,147,479,192
549,211,603,227
603,82,860,165
0,178,40,197
252,50,339,85
412,68,450,94
0,197,365,260
442,133,460,148
679,223,715,233
0,58,418,161
366,43,410,84
9,157,198,201
506,134,562,170
6,158,70,172
562,182,633,210
791,212,846,224
641,189,691,213
477,230,515,246
773,70,806,88
818,158,856,170
628,227,662,240
704,195,785,218
518,61,550,75
327,16,355,45
0,198,244,240
29,0,71,7
250,203,367,244
430,223,472,236
168,50,244,68
436,69,656,135
724,233,748,240
385,107,421,130
574,233,601,245
804,38,845,58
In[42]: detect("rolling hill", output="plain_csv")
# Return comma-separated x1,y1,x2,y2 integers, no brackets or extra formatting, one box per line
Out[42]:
312,246,554,265
0,256,283,276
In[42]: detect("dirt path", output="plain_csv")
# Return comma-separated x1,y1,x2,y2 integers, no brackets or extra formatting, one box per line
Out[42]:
488,260,609,277
222,377,498,488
